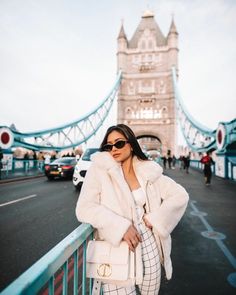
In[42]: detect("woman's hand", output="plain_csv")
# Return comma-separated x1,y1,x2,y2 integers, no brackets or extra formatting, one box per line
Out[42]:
143,215,153,230
123,225,142,252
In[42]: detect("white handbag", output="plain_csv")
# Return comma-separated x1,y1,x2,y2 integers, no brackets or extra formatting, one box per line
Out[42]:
86,240,134,282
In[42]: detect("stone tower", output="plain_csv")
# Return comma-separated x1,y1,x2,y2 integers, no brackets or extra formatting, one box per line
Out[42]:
117,10,178,155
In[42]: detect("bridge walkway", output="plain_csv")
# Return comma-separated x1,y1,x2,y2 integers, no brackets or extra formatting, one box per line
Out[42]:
159,166,236,295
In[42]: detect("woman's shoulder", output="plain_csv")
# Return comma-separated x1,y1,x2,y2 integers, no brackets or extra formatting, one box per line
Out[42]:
134,158,163,182
91,151,120,170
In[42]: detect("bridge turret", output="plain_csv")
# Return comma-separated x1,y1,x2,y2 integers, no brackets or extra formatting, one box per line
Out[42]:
117,10,179,155
167,17,179,71
117,22,128,72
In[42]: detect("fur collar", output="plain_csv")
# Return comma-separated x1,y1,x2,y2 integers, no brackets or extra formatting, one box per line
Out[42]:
91,151,163,183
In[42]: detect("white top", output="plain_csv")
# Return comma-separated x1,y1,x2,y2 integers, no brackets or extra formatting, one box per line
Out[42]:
131,187,146,222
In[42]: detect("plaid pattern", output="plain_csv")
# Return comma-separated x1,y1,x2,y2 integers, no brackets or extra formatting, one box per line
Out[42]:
102,222,161,295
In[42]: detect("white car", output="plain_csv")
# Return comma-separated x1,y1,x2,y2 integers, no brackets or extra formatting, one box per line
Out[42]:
73,148,99,190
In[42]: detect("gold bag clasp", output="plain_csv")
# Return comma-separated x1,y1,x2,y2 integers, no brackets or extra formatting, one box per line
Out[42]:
97,263,112,277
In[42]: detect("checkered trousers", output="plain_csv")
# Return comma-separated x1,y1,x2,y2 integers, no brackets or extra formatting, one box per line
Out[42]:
102,222,161,295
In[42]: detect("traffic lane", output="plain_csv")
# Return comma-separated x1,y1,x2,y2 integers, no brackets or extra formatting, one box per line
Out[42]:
0,178,80,291
0,177,78,236
0,177,45,204
0,178,80,290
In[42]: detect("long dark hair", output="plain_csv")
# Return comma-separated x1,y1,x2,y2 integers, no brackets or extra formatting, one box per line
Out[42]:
100,124,148,161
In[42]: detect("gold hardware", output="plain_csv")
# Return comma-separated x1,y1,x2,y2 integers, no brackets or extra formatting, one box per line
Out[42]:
97,264,112,277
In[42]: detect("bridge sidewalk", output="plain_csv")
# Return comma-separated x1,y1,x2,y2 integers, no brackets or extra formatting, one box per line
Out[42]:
159,167,236,295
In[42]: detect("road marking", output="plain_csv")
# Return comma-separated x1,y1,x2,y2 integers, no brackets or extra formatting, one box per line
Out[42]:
190,200,236,288
0,194,37,207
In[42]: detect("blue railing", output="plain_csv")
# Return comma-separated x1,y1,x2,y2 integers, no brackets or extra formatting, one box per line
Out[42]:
1,159,45,179
12,159,44,171
225,156,236,180
1,223,94,295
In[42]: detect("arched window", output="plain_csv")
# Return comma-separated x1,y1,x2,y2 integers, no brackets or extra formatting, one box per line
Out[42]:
141,40,146,50
148,40,153,49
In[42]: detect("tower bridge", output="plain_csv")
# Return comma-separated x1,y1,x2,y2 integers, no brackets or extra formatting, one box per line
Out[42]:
0,11,235,177
117,10,178,155
0,9,236,295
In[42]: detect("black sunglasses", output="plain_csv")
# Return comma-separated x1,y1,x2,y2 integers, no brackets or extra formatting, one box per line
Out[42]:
102,140,129,152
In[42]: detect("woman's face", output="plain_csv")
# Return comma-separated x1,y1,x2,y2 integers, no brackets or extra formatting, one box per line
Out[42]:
106,130,132,163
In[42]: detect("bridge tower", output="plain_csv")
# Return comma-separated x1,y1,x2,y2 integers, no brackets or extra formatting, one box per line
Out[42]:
117,10,178,155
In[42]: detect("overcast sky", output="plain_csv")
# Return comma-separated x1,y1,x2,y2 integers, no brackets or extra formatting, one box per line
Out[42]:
0,0,235,145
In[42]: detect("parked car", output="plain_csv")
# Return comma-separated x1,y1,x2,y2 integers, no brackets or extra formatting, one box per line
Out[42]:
73,148,99,189
44,157,77,180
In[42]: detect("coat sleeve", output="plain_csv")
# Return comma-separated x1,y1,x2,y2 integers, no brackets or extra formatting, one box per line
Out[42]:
145,175,189,238
75,164,131,246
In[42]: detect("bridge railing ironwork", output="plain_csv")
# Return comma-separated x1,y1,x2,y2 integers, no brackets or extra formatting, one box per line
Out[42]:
1,159,45,179
12,159,44,172
1,223,95,295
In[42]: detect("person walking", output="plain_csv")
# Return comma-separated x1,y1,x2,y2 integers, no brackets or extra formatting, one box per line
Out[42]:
167,155,172,169
183,154,190,173
162,155,167,169
167,150,172,169
200,151,214,185
172,155,176,169
43,153,51,170
76,124,189,295
0,147,3,179
24,152,29,172
179,155,184,170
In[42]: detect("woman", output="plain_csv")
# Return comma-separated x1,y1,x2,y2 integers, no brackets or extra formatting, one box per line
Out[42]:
76,124,189,294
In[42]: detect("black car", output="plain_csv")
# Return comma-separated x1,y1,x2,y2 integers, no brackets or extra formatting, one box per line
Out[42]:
44,157,77,180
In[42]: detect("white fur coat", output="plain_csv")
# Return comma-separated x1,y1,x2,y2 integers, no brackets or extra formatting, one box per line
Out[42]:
76,152,189,284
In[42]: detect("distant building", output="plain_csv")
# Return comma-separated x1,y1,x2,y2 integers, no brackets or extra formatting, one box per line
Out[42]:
117,10,178,154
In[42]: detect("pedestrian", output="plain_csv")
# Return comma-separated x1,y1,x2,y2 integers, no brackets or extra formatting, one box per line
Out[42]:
172,155,176,169
37,151,44,171
24,152,29,172
200,151,214,185
167,149,172,169
167,155,172,169
33,151,37,169
179,155,184,170
44,153,51,165
162,155,167,169
0,147,3,179
183,154,190,173
75,124,189,295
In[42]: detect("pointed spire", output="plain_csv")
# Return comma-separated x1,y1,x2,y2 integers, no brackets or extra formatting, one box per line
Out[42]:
142,9,155,18
117,21,127,40
168,14,178,34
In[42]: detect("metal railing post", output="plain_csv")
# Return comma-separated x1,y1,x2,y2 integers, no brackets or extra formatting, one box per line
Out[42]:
82,241,87,295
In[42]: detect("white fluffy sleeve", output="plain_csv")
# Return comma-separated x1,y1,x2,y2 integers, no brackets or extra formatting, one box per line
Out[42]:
145,175,189,238
75,164,131,246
